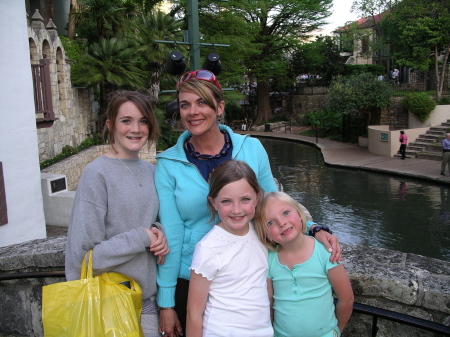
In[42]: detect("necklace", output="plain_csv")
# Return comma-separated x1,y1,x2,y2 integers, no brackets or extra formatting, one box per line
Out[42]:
187,130,231,159
119,158,142,187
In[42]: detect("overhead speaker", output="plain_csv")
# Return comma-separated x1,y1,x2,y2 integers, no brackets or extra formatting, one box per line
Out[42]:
165,100,179,119
202,52,222,76
165,51,187,76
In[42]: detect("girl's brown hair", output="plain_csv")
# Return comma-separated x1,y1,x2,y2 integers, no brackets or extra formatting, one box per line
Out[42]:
103,90,160,152
207,160,262,222
254,191,307,251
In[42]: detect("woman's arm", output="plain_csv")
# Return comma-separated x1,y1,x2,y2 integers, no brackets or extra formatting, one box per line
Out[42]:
155,160,186,308
328,264,354,333
186,270,211,337
254,139,278,192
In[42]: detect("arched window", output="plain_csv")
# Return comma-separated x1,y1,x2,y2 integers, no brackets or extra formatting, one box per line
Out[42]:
32,40,55,128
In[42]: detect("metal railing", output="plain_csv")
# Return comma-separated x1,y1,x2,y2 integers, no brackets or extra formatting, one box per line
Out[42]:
1,271,449,336
351,301,450,336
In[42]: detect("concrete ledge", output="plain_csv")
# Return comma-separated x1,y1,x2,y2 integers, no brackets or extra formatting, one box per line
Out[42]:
0,236,449,336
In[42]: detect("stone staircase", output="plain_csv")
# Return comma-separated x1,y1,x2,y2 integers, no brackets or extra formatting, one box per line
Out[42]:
400,119,450,161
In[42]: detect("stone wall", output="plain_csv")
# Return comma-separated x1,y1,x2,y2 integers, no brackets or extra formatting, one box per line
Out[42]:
0,237,448,336
380,97,408,130
28,10,96,162
287,93,409,131
41,145,157,191
288,93,328,120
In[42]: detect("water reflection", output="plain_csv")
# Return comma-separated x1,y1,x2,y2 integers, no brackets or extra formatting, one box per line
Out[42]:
260,138,450,262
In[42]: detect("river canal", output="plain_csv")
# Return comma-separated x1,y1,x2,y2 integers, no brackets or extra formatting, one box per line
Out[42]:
259,138,450,262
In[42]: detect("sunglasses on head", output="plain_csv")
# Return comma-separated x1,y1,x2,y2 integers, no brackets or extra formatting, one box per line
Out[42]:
177,70,222,91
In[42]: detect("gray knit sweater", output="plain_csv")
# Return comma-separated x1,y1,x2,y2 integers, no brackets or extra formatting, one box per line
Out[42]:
65,155,160,299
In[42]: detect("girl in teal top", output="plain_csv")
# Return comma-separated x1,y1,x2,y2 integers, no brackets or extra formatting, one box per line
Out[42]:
254,191,354,337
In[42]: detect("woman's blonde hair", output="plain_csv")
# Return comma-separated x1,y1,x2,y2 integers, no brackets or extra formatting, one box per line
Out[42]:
177,78,225,114
254,191,307,251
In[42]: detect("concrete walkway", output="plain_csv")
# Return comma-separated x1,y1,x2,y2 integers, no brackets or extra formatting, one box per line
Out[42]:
243,129,450,186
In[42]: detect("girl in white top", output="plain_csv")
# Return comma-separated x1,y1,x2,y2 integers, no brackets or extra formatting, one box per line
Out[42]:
186,160,273,337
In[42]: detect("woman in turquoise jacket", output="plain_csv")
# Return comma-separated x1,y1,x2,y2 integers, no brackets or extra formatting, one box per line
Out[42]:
154,70,341,337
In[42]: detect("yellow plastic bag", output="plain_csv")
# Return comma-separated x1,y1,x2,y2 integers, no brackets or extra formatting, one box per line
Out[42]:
42,250,144,337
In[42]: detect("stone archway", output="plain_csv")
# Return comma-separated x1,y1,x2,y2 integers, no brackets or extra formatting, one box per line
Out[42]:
29,38,38,65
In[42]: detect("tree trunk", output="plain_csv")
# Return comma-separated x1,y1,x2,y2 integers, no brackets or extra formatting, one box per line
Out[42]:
435,43,450,103
255,80,272,125
147,66,162,106
97,83,114,135
67,0,77,39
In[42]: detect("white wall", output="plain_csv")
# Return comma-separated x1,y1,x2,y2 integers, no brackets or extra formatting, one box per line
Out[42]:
408,105,450,128
368,125,429,157
0,1,46,247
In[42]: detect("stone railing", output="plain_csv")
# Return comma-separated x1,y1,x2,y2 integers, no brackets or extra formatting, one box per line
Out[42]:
0,237,448,336
41,144,157,191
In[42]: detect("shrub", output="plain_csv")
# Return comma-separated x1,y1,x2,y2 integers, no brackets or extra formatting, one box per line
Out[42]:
439,97,450,105
268,113,287,123
61,145,78,155
40,134,104,170
304,109,342,138
401,92,436,122
59,36,87,84
343,64,385,77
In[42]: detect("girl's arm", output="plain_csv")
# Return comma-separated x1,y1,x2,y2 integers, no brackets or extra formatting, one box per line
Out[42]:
328,264,354,333
146,227,169,265
186,270,211,337
267,278,274,323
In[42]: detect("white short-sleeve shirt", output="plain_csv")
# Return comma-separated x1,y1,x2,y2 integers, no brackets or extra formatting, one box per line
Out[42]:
190,224,273,337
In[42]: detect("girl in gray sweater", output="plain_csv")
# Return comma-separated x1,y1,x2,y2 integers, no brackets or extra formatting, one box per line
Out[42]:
65,90,169,337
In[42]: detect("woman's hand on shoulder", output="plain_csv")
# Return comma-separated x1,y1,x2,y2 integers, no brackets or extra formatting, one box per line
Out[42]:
314,230,342,263
146,227,169,265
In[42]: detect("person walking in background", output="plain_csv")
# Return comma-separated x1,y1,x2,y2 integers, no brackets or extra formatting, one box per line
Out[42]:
393,68,400,84
441,133,450,176
65,90,169,337
399,130,408,160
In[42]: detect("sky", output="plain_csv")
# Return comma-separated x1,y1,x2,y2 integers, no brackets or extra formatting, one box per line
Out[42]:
320,0,361,35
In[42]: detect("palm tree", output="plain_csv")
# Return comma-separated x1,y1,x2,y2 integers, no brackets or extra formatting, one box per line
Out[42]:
134,10,185,103
75,38,147,131
76,0,126,42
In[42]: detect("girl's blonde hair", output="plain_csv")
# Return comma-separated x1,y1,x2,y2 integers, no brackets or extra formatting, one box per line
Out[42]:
254,191,307,251
207,160,262,222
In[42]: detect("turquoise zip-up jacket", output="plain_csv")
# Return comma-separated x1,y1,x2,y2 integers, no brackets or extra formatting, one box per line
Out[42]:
155,124,277,307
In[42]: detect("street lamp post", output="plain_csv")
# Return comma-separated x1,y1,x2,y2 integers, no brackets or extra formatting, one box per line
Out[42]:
156,0,229,72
